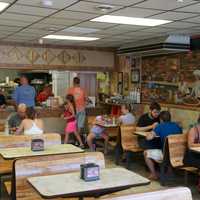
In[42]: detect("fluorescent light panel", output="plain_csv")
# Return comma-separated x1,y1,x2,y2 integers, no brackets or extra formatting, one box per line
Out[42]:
43,35,99,41
91,15,172,26
0,2,9,12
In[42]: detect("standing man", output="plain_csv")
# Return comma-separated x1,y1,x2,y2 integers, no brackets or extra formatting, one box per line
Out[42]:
12,75,36,107
67,77,87,135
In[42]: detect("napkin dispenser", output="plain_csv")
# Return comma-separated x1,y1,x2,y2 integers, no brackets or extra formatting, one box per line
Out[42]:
31,139,44,151
80,163,100,181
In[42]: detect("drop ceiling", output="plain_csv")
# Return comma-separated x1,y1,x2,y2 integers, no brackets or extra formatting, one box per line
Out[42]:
0,0,200,48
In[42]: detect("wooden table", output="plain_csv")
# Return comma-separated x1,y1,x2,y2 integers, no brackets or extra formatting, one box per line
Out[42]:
0,144,84,160
133,131,150,137
95,123,119,128
28,167,150,199
190,147,200,153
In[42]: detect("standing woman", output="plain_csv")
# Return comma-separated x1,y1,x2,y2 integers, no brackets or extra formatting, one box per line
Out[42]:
63,94,84,147
184,116,200,191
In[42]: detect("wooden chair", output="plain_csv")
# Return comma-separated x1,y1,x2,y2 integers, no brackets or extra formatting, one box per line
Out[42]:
0,133,61,197
120,125,143,169
167,134,198,184
158,134,198,185
100,187,193,200
11,152,105,200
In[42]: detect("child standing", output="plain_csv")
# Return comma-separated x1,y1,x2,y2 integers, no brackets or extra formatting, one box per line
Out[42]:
64,94,84,148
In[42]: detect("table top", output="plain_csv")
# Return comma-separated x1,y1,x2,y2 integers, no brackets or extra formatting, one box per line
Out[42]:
133,131,150,137
190,147,200,153
28,167,150,199
0,144,84,159
95,123,119,128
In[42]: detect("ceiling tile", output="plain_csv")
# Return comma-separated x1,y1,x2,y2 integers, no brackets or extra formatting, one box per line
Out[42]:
134,0,197,10
160,21,197,28
82,0,145,6
39,17,80,26
0,19,29,27
0,13,42,23
175,3,200,13
7,4,57,16
19,28,50,36
16,0,78,9
111,7,164,18
152,11,198,21
52,10,98,20
0,25,22,32
183,15,200,23
66,1,122,14
77,21,116,29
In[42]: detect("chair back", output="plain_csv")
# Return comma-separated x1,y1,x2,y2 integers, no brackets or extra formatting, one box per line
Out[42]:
102,187,192,200
167,133,187,167
120,125,143,152
0,133,61,148
87,116,96,130
13,152,105,200
42,117,66,135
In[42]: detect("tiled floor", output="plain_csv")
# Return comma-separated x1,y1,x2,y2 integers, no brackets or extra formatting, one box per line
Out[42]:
1,149,199,200
104,151,199,200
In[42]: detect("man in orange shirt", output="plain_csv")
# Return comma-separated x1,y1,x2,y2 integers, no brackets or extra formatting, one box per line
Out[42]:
67,77,87,133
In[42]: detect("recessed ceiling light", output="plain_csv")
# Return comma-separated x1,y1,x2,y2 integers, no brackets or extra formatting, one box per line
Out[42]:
95,5,115,12
43,35,100,41
0,2,9,12
41,0,53,7
91,15,172,26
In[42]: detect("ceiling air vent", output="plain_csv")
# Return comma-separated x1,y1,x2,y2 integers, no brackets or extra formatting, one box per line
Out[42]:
117,35,190,56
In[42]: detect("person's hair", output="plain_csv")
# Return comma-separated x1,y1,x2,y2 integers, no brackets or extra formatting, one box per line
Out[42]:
26,107,37,120
17,103,27,112
73,77,80,85
159,111,171,122
122,104,131,112
66,94,76,114
149,102,161,111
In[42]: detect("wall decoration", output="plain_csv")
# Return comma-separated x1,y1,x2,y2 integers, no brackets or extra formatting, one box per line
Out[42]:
117,82,123,95
131,69,140,83
118,72,123,83
124,72,129,91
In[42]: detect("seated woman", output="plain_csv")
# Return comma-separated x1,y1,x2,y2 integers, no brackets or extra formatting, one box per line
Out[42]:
87,116,108,151
184,116,200,191
144,111,182,180
16,107,44,135
118,104,136,125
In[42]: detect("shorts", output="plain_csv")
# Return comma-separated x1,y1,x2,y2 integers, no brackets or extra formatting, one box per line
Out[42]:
91,126,106,139
76,110,86,129
65,120,77,133
146,149,163,163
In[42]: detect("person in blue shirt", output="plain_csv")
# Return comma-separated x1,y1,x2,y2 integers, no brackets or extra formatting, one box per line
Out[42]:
144,111,182,180
12,75,36,107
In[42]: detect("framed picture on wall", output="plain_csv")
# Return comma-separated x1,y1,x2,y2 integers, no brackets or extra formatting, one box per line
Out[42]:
118,72,123,83
124,72,129,91
131,69,140,83
117,83,123,95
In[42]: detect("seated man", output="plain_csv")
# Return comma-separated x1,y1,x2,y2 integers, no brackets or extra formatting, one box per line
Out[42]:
87,116,108,151
118,104,136,125
136,102,161,131
136,102,161,149
144,111,182,180
7,103,27,134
